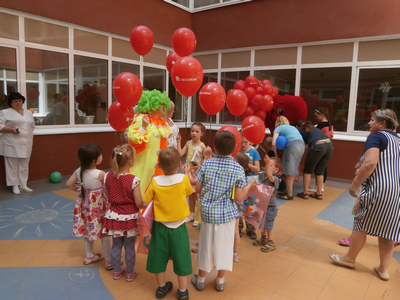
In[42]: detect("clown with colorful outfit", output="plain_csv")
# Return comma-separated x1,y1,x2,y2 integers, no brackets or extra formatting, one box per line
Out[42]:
128,90,171,196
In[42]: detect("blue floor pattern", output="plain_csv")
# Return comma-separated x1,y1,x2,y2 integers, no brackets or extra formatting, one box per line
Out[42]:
0,266,114,300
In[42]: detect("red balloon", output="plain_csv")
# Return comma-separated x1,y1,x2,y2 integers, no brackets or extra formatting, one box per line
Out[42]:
129,25,154,56
217,126,242,157
226,89,248,116
271,86,278,98
240,106,255,119
242,115,266,144
199,82,226,115
250,94,263,110
166,52,181,74
172,28,196,57
108,101,135,131
171,57,203,97
113,72,143,108
245,75,259,89
260,95,274,112
255,86,265,95
234,80,246,91
261,79,272,86
243,87,256,102
254,109,266,121
262,84,273,95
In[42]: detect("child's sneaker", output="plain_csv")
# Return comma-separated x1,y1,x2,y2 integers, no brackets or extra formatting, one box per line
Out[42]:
193,221,199,227
215,277,226,292
185,214,194,223
83,253,104,265
261,243,276,253
156,281,173,299
126,268,138,282
113,266,126,280
191,274,205,291
177,288,189,300
233,252,239,263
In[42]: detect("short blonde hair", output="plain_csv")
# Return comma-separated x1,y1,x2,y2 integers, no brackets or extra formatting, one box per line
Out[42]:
275,116,290,128
167,101,175,114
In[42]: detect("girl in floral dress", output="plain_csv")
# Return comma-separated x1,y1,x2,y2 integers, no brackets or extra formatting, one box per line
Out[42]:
102,144,146,282
66,144,112,268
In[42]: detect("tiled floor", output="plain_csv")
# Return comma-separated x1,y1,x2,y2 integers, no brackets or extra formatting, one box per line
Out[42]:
1,179,400,300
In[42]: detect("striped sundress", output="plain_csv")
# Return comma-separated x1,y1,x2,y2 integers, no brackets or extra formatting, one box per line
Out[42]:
354,130,400,241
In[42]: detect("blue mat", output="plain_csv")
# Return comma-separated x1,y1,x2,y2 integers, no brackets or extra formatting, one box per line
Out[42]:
0,266,114,300
0,193,79,240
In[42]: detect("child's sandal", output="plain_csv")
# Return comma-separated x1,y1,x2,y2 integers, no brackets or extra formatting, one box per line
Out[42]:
309,193,323,200
253,237,268,246
261,243,276,253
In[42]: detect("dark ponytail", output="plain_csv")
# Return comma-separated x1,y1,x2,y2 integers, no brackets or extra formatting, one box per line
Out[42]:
77,144,102,200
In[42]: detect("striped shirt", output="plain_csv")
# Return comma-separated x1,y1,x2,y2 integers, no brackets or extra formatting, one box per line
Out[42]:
195,155,247,224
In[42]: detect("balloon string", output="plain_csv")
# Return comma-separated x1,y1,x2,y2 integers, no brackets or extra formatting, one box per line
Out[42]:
259,144,267,153
209,115,212,145
114,132,118,146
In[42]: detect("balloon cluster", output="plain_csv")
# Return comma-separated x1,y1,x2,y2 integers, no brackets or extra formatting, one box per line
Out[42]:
75,83,105,116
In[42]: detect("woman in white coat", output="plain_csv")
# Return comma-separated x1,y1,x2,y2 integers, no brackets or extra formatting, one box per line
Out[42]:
0,92,35,194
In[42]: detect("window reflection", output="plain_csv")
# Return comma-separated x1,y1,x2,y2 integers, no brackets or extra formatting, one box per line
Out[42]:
192,73,217,123
74,55,107,124
254,69,296,96
25,48,69,125
0,47,17,111
219,71,249,125
300,67,351,132
356,68,400,132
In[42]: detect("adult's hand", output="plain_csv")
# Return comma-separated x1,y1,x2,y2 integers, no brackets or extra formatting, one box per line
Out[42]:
349,182,358,197
142,115,150,129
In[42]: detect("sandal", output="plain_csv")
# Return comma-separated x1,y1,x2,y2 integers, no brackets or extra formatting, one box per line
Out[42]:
248,231,257,240
329,253,355,269
261,243,276,253
309,193,323,200
279,194,294,200
126,268,138,282
253,236,268,246
113,266,126,280
338,236,352,247
83,253,104,265
296,192,309,199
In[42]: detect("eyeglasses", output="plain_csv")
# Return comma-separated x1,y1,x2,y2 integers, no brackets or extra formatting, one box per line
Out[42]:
241,141,249,144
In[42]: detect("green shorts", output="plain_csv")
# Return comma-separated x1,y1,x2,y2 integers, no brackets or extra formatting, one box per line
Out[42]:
146,221,192,276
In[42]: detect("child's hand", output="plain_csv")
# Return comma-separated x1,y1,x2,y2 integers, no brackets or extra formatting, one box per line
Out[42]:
142,115,150,129
263,154,270,165
249,178,257,188
176,133,181,143
204,146,212,160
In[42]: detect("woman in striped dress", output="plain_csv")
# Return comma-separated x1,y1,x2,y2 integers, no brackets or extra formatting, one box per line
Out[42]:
330,109,399,281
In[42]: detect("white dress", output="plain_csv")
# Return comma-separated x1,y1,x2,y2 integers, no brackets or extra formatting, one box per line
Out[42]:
0,108,35,158
167,118,179,149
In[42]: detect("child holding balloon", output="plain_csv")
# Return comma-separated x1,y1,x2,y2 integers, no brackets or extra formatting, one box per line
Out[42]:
176,122,207,225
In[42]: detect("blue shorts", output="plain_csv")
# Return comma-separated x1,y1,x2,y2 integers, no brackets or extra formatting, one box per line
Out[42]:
282,140,305,175
264,205,278,231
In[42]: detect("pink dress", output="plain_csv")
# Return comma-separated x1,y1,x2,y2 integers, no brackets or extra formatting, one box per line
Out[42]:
102,172,141,237
72,168,107,241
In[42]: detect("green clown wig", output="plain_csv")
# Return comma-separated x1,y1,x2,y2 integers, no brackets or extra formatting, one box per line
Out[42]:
135,90,171,115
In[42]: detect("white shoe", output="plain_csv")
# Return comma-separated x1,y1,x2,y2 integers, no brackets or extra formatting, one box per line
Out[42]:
193,221,199,227
308,185,324,193
20,186,33,192
13,186,20,195
185,214,194,223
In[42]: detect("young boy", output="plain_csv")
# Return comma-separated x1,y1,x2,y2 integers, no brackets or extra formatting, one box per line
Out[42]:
143,147,193,300
253,154,282,252
191,131,255,292
239,134,261,240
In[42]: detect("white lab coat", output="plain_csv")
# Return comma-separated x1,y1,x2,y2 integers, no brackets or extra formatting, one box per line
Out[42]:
0,108,35,158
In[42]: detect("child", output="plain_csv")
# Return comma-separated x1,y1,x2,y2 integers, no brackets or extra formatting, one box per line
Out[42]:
66,144,111,269
253,155,282,252
176,122,206,225
233,151,252,262
102,144,146,281
239,133,261,240
143,147,193,300
120,129,128,144
191,131,256,292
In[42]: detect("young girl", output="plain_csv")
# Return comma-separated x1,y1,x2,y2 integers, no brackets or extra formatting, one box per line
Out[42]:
102,144,146,282
66,144,111,269
176,122,206,224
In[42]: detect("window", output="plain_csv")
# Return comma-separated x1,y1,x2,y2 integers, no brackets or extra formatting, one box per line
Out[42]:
0,46,17,111
355,67,400,133
74,55,107,124
143,66,166,91
254,69,296,96
300,67,351,132
168,73,185,122
25,48,69,125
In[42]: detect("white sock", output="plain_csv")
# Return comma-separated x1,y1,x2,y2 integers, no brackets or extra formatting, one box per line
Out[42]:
84,238,94,257
179,288,186,292
101,237,111,261
217,277,225,284
197,276,205,283
190,212,194,218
